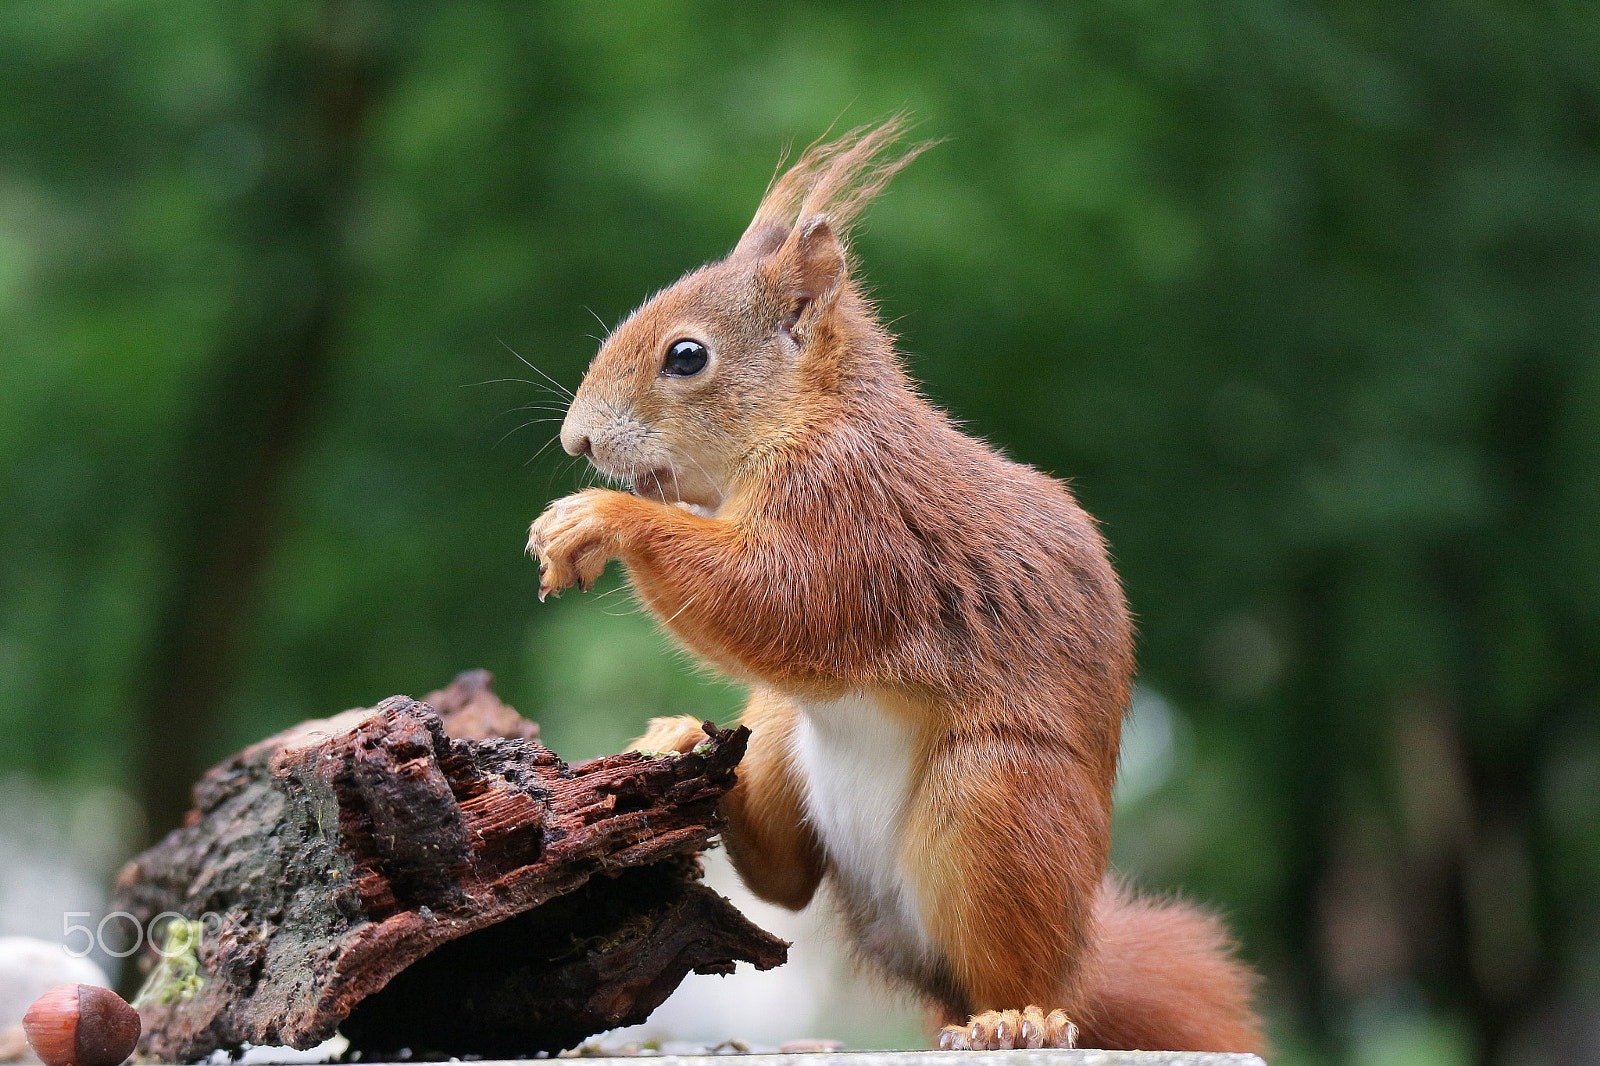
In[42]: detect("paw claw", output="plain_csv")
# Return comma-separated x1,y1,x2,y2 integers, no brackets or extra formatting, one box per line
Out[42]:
1020,1006,1046,1049
948,1008,1077,1051
528,490,618,601
994,1010,1021,1050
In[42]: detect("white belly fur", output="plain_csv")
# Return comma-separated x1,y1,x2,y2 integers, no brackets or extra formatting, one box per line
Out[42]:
792,691,932,972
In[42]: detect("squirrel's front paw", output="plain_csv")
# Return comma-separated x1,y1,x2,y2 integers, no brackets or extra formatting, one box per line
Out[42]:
939,1007,1077,1051
527,489,622,601
628,714,711,755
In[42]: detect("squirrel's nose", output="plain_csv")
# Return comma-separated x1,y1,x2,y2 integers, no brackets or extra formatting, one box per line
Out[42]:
560,426,591,457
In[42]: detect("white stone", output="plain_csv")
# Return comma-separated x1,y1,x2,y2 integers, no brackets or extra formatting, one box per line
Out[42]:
0,935,110,1026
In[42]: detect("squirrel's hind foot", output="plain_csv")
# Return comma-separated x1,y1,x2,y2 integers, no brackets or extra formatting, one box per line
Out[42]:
939,1007,1078,1051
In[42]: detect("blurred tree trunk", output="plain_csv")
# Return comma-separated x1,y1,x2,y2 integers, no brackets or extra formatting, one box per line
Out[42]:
133,0,387,840
1439,347,1572,1066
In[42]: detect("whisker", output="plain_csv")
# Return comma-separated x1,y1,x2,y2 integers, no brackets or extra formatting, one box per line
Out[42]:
497,338,576,399
537,458,567,497
464,377,564,392
675,447,728,500
523,433,565,468
591,584,632,603
603,599,648,617
498,419,563,447
659,590,702,630
549,454,585,493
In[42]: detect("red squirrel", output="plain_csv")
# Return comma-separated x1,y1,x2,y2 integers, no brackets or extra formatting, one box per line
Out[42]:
527,120,1263,1053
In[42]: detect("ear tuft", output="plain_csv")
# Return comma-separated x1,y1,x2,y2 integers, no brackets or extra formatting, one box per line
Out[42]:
731,118,937,341
737,115,934,250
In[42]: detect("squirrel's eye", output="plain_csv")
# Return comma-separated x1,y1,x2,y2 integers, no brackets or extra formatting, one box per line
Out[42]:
662,339,709,377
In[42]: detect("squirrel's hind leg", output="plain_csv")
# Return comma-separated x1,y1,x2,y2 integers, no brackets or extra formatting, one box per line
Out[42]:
904,729,1110,1049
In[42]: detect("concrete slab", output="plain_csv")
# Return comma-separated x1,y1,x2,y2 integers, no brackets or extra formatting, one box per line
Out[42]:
160,1047,1266,1065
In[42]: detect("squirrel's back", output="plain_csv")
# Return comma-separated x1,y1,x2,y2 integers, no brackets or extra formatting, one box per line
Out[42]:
742,362,1133,713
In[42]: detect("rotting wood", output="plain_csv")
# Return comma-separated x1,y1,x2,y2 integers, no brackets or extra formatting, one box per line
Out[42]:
113,671,787,1062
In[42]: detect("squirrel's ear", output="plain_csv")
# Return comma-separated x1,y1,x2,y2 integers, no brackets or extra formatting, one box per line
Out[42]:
772,215,845,337
732,219,788,260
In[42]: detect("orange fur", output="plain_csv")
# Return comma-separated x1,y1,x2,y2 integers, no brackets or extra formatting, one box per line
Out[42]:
1075,883,1263,1052
530,121,1263,1054
636,695,826,911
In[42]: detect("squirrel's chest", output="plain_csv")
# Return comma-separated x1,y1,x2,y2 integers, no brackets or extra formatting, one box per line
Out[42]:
792,692,931,964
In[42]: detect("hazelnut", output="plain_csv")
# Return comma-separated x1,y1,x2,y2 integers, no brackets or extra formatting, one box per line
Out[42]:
21,985,140,1066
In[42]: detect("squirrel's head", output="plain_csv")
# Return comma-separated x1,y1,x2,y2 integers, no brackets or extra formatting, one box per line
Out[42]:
559,119,931,513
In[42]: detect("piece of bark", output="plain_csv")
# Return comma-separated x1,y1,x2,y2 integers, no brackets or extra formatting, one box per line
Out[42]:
113,674,786,1062
423,668,541,743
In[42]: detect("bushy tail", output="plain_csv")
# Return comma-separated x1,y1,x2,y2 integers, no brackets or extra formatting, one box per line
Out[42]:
1075,882,1264,1054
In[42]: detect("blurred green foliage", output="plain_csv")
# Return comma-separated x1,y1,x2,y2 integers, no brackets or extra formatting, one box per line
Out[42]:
2,1,1598,1063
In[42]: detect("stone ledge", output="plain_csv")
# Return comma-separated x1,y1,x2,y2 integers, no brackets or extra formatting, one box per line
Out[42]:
154,1052,1265,1066
148,1045,1271,1066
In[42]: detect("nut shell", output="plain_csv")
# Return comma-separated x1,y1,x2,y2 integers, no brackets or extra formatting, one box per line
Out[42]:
20,985,76,1066
21,984,140,1066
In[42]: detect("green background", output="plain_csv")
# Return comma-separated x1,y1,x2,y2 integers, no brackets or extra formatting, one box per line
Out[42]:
2,2,1597,1064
